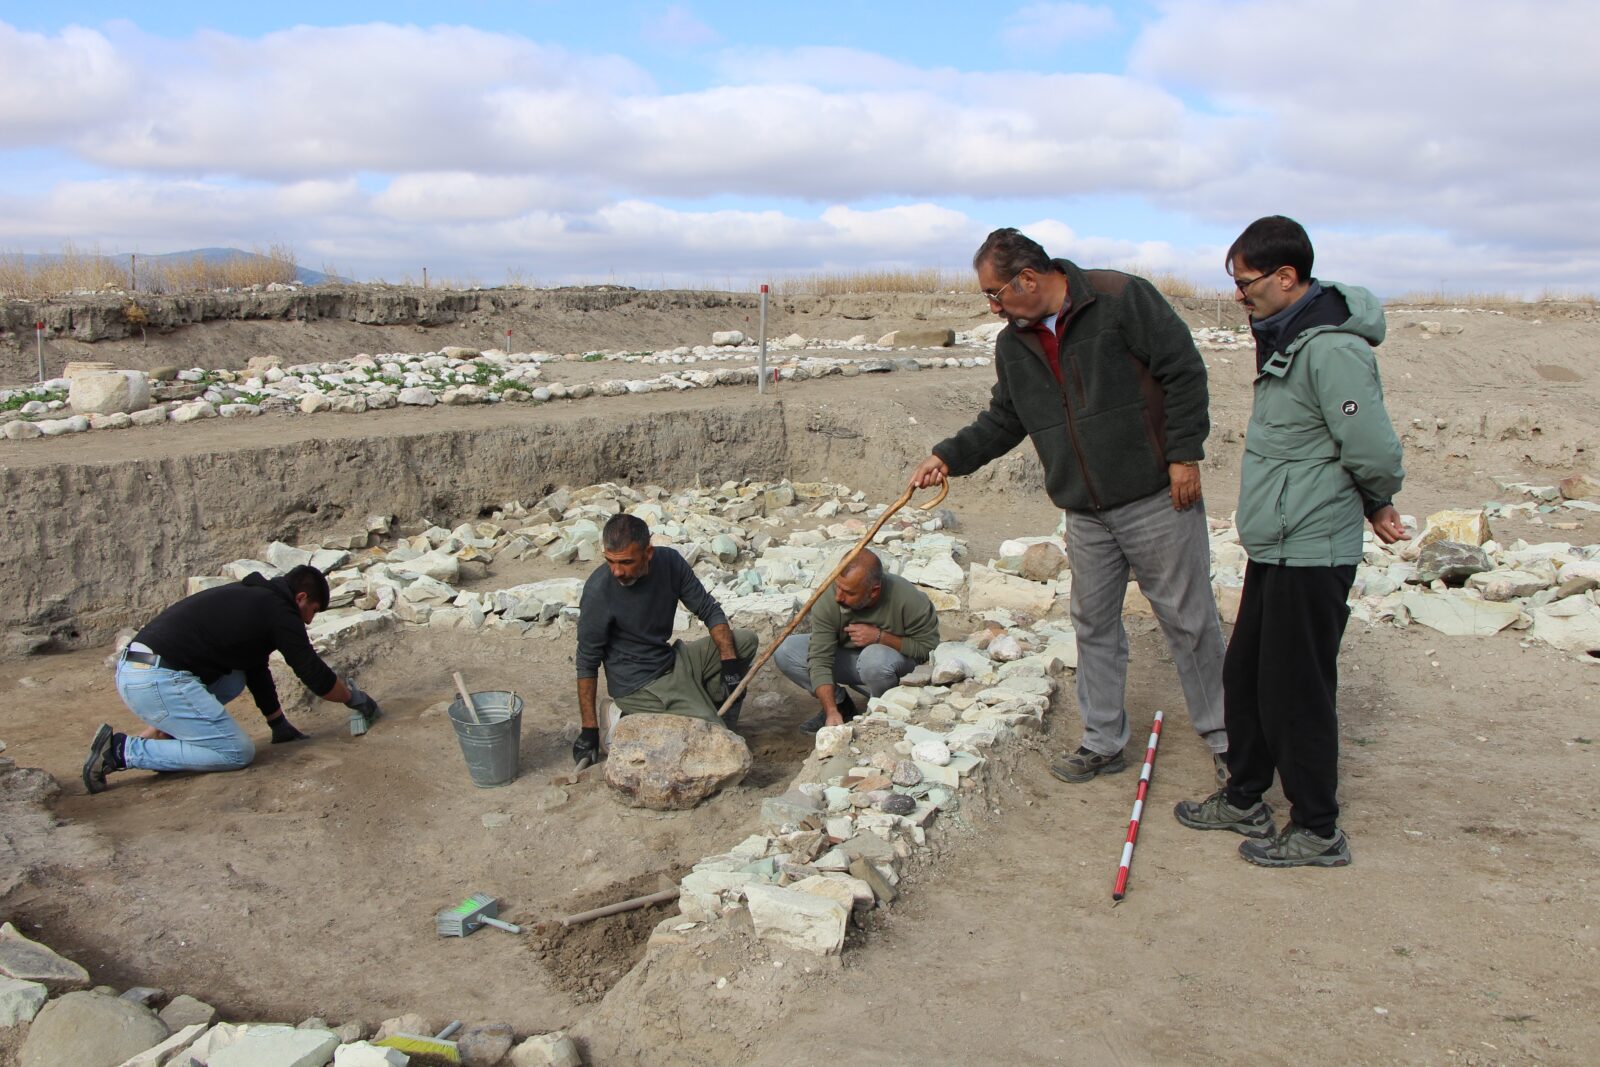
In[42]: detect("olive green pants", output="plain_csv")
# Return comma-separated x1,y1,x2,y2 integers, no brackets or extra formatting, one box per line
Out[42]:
614,629,759,722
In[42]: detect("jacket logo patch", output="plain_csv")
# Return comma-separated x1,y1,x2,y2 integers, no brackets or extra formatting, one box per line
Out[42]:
1340,400,1359,416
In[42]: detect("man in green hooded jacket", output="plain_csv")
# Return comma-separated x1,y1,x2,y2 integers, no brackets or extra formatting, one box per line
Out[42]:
1174,215,1406,868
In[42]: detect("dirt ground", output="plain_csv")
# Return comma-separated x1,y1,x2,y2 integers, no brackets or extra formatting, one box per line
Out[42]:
2,292,1599,1065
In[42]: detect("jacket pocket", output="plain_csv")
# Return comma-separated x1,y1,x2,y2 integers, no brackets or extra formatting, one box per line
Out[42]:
1076,401,1164,482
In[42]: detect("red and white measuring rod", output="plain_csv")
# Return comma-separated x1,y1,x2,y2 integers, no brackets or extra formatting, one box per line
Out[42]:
1112,709,1165,902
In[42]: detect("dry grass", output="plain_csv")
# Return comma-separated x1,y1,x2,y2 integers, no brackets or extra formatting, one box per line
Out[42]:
0,242,127,298
1393,288,1600,306
770,265,1218,301
0,243,298,298
771,268,971,297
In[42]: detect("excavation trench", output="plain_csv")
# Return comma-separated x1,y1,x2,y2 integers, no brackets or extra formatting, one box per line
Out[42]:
0,380,1058,1038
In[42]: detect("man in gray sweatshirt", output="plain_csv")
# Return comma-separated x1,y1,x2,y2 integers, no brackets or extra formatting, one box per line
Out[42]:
571,513,757,764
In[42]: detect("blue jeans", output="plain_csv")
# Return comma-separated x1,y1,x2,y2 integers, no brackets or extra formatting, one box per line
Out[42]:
773,633,916,699
116,658,257,772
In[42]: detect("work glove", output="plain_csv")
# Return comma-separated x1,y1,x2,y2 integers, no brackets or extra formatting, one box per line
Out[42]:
573,727,601,766
719,656,752,731
720,656,751,699
343,678,383,724
268,712,309,744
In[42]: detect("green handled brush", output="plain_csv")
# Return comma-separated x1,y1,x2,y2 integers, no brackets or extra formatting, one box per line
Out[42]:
376,1020,462,1064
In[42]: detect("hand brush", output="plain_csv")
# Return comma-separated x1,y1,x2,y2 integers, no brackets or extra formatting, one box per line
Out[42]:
376,1020,463,1065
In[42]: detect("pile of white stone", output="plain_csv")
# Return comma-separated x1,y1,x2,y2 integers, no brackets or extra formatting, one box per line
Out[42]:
0,921,582,1066
180,482,1024,677
660,619,1071,957
1199,475,1600,655
0,335,995,441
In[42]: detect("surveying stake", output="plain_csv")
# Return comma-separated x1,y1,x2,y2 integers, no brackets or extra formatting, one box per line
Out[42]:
1112,710,1164,902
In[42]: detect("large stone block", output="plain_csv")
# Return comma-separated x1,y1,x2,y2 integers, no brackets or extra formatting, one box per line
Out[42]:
70,370,151,415
604,714,751,810
208,1025,339,1067
19,991,169,1067
879,327,954,348
744,884,848,955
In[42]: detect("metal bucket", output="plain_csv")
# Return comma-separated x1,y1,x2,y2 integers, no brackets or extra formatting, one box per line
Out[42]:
447,690,523,788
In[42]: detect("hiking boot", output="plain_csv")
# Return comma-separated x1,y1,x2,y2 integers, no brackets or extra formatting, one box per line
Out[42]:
1173,789,1275,838
1238,823,1351,868
82,723,124,794
799,691,859,734
1213,752,1230,789
1049,746,1126,783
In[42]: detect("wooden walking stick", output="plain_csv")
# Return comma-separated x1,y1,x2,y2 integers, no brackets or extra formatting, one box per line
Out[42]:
715,480,950,718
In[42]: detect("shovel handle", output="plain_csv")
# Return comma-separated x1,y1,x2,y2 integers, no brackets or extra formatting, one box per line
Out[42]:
452,671,482,725
716,481,949,717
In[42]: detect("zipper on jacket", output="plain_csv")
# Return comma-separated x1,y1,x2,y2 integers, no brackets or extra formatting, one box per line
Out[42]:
1050,293,1104,511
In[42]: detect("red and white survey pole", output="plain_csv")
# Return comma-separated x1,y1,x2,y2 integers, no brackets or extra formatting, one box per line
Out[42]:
1112,709,1165,902
505,328,513,353
757,283,769,395
35,320,45,383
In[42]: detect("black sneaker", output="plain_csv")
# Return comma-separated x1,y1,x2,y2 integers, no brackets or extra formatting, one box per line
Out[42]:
1173,789,1275,838
83,723,124,794
798,691,859,734
1049,746,1126,783
1239,824,1352,868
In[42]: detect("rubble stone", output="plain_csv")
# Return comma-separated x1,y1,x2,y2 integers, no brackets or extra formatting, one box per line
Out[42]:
510,1031,584,1067
1415,540,1492,584
19,990,169,1067
968,563,1055,614
1018,541,1067,581
0,976,47,1026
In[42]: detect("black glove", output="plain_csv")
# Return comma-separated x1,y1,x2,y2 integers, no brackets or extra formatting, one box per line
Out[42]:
720,656,751,699
344,679,382,723
573,727,601,766
268,712,308,744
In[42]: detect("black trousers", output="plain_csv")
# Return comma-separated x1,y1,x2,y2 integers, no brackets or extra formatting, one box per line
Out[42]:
1222,560,1356,837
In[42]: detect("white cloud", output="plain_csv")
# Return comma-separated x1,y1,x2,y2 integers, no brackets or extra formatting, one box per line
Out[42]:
642,6,720,48
0,8,1595,293
1001,3,1118,50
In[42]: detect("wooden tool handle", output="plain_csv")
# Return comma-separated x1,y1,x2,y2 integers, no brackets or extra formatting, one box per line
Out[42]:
452,671,481,725
560,887,680,927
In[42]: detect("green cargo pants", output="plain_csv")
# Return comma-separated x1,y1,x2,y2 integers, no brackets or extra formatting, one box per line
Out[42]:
614,629,759,722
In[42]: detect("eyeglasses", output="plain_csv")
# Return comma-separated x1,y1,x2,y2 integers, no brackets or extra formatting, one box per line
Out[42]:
1233,268,1281,294
981,272,1024,304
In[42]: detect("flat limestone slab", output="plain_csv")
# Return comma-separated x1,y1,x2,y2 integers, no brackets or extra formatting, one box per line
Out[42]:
0,922,90,993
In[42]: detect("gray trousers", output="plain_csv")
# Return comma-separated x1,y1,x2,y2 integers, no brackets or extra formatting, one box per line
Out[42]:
1065,488,1226,757
773,633,916,699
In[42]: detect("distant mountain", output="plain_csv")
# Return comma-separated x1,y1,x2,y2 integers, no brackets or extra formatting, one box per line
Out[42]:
15,248,348,286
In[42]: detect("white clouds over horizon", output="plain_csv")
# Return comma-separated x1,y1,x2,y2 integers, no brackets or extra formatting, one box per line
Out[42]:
2,4,1597,294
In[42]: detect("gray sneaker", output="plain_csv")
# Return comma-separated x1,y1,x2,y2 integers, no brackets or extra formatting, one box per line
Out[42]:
1173,789,1275,837
1238,823,1351,868
1049,746,1126,783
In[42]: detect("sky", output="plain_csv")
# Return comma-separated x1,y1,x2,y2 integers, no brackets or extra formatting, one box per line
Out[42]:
2,1,1597,295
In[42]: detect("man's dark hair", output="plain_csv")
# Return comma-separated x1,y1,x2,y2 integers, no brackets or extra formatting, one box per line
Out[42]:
285,564,330,610
602,513,651,552
973,227,1055,278
844,549,884,588
1226,216,1314,284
